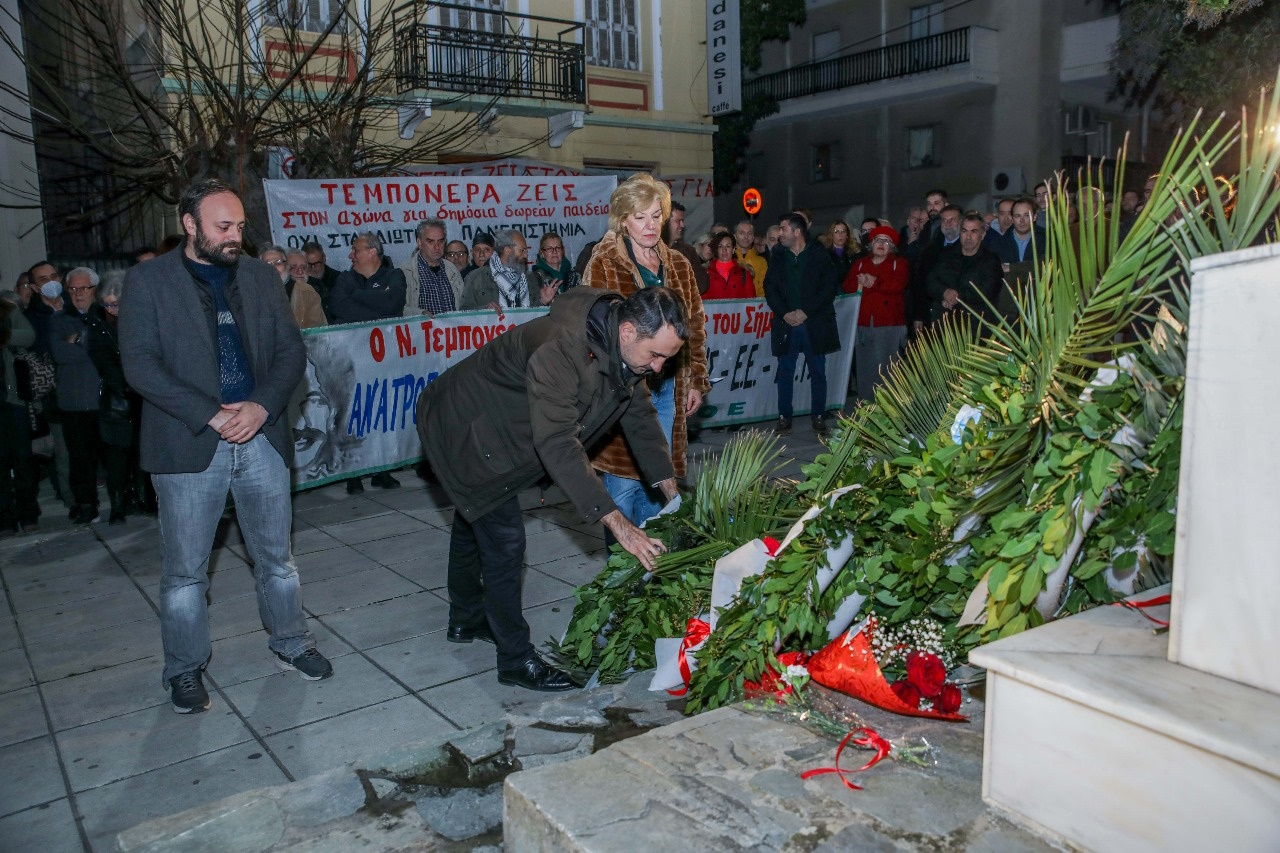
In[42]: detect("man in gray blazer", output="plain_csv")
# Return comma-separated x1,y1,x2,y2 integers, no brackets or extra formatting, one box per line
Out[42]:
120,178,333,715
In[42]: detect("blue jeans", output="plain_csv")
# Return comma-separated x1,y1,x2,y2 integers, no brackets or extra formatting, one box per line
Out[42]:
153,435,314,685
776,323,828,419
602,373,675,527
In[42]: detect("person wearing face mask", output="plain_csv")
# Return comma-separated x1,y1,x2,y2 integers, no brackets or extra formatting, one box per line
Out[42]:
25,261,63,356
583,173,710,530
25,260,75,511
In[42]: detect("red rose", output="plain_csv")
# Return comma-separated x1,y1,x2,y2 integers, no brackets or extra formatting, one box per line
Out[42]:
891,679,922,709
936,682,962,714
905,651,947,699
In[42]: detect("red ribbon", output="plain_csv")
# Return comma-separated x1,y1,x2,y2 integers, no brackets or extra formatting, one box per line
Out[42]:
1112,592,1171,627
801,727,893,790
762,536,782,556
667,617,711,696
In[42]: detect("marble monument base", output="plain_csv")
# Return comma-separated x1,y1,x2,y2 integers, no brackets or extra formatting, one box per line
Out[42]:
971,587,1280,852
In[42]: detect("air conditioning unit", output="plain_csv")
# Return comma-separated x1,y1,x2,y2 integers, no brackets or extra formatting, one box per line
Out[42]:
991,167,1025,196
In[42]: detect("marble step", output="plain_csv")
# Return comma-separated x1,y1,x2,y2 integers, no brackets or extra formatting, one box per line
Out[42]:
970,587,1280,852
503,701,1055,852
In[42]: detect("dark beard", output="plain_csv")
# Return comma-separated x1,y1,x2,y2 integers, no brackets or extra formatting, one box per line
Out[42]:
193,227,241,267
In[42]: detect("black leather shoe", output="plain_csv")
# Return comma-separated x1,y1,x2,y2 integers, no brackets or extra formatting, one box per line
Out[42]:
346,478,364,495
446,623,496,644
371,472,401,489
497,655,577,692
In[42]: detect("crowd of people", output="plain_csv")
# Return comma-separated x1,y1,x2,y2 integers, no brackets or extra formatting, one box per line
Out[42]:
0,173,1157,539
0,170,1156,709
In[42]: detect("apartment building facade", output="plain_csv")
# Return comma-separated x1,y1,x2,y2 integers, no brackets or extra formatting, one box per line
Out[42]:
18,0,715,257
719,0,1147,229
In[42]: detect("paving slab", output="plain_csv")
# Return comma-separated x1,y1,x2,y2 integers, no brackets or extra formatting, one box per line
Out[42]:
42,655,167,731
25,617,157,682
265,695,457,780
298,567,422,616
323,511,434,546
0,646,35,692
0,686,48,747
77,742,290,852
0,798,83,853
382,553,448,590
316,590,448,650
220,654,408,736
17,589,155,645
0,735,67,817
364,629,496,692
293,543,383,582
7,570,141,613
208,622,354,689
57,702,254,793
351,526,453,566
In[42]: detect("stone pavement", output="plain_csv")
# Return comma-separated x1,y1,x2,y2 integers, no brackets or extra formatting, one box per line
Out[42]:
0,424,826,852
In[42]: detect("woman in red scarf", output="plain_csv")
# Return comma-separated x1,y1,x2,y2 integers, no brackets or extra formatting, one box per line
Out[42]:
843,226,908,402
704,232,755,300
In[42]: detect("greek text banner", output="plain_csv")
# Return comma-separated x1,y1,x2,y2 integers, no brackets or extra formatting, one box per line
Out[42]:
287,296,859,491
263,175,617,271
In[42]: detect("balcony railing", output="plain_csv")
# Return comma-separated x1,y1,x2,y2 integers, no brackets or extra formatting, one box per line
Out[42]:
392,1,585,103
745,27,972,102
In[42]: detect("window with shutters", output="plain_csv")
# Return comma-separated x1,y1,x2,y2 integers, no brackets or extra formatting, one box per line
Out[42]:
265,0,348,35
586,0,640,72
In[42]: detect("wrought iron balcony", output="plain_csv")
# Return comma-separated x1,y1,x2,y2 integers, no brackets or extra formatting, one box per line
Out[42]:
745,27,973,102
392,1,585,103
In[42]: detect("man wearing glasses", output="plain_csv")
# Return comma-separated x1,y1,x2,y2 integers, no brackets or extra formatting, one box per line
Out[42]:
50,268,115,524
529,233,581,306
445,240,470,273
396,218,462,319
302,241,340,322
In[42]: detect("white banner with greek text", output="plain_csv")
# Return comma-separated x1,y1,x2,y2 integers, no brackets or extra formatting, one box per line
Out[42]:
287,296,859,491
263,175,617,272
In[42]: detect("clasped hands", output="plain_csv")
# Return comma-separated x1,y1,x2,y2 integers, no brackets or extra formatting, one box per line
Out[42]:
208,401,268,444
783,308,808,327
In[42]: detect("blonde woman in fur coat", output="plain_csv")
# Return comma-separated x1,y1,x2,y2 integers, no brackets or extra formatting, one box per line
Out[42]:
584,174,711,527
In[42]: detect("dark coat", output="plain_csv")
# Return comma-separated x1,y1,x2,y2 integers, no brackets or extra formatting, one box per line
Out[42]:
992,226,1047,267
328,264,407,324
49,304,104,412
762,239,840,356
119,247,305,473
924,244,1005,323
416,286,675,525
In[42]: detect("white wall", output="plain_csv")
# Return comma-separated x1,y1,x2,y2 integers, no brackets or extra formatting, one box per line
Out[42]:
0,0,47,280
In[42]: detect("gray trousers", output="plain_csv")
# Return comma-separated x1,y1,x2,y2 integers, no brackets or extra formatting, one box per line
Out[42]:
855,323,907,403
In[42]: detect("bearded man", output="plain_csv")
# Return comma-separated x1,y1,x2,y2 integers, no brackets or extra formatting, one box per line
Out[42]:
459,229,531,311
120,179,333,715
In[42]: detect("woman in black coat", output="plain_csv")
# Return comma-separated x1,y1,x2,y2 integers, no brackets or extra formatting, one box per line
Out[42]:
87,271,153,521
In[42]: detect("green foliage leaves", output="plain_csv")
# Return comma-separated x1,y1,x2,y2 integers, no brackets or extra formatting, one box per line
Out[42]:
1114,0,1280,121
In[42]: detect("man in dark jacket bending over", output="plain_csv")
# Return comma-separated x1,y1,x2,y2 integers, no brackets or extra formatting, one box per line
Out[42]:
417,286,687,691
